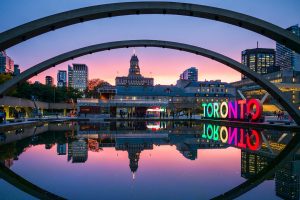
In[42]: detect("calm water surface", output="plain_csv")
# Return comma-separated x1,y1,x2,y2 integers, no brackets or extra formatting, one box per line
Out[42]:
0,121,298,200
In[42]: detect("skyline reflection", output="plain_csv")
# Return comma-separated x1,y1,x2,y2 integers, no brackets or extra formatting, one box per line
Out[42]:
0,121,299,200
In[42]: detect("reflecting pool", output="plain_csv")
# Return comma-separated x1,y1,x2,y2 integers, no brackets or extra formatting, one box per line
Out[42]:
0,121,299,200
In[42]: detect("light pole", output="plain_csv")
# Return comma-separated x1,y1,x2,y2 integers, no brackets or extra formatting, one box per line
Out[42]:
53,87,56,103
53,87,55,115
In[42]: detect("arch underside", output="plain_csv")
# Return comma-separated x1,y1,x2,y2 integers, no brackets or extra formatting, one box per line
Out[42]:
0,40,299,126
213,133,300,200
0,2,299,53
0,2,299,198
0,163,65,200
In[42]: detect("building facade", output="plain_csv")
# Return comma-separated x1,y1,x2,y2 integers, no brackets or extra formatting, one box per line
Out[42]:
78,79,235,117
241,48,276,79
0,51,14,74
114,79,235,104
180,67,198,82
78,53,234,117
68,65,73,88
115,54,154,86
69,139,88,163
276,24,300,71
45,76,54,86
68,64,88,91
13,64,20,76
275,155,300,200
231,69,300,111
57,70,67,87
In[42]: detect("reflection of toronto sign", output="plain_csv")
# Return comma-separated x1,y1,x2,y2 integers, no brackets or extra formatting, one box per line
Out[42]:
202,124,262,151
202,99,263,121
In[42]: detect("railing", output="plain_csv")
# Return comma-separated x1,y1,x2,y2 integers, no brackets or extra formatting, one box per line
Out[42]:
77,98,169,105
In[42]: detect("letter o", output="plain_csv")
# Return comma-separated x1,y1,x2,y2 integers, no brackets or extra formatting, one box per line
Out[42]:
220,101,228,118
220,126,228,143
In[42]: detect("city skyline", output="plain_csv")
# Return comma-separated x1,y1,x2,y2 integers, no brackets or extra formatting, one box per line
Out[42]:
1,1,300,199
1,0,299,85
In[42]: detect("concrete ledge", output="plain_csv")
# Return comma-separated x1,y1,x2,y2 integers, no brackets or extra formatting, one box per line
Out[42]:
103,118,300,131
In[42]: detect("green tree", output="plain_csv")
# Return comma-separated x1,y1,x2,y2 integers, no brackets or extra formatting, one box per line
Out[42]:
0,75,84,102
0,73,12,84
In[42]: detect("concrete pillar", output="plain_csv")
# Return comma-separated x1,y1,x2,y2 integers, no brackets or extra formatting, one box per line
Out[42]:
24,107,30,118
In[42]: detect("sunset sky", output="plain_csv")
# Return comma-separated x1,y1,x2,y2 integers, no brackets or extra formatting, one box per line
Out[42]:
1,0,300,85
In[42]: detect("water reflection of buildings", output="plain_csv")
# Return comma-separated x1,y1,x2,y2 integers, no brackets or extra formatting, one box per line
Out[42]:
1,122,299,200
45,144,54,149
275,152,300,200
241,146,300,200
64,125,227,175
57,143,66,155
68,139,88,163
241,150,273,180
116,141,153,178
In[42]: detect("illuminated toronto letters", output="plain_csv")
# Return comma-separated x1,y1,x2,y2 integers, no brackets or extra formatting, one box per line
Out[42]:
202,124,262,151
202,99,263,121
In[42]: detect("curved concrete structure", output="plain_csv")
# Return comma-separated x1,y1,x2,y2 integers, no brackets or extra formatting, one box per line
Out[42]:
0,163,65,199
0,2,300,52
0,40,299,125
212,133,300,200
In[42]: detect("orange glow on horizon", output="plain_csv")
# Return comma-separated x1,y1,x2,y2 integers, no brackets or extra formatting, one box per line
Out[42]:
27,48,241,85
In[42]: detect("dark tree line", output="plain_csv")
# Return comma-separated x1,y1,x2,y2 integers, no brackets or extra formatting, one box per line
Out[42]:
0,74,83,103
12,82,83,103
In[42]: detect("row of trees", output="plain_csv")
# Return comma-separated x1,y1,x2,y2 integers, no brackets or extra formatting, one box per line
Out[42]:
12,82,84,103
0,74,83,103
0,75,111,103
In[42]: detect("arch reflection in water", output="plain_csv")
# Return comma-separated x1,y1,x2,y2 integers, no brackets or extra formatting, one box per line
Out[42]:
0,121,299,200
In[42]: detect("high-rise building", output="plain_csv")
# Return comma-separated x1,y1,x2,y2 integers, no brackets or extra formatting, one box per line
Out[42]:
71,139,88,163
68,64,88,91
45,76,54,86
13,64,20,76
180,67,198,82
57,143,67,155
241,150,273,179
0,51,14,74
68,65,73,88
115,54,154,86
276,24,300,71
57,70,67,87
275,154,300,200
241,48,276,79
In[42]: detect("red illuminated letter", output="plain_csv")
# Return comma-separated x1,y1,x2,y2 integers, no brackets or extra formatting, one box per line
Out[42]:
247,99,263,121
246,130,262,151
238,100,246,119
